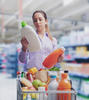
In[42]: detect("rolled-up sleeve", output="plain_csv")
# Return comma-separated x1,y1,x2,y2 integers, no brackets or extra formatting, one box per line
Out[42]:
52,37,57,50
19,50,26,63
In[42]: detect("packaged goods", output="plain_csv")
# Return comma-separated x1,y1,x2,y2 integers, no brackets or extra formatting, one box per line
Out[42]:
25,94,31,100
35,71,48,82
57,73,71,100
42,47,65,68
21,21,41,52
20,77,32,88
26,72,33,82
48,73,58,100
38,87,47,100
28,67,38,75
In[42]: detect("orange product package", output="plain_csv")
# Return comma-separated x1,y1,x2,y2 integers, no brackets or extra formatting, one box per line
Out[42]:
42,48,65,68
57,73,71,100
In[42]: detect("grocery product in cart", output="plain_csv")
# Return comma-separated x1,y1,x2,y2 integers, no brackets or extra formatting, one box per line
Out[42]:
17,71,76,100
35,70,48,83
48,72,58,100
32,79,46,89
25,94,31,100
64,70,72,85
42,47,65,68
38,87,47,100
20,77,33,88
57,73,71,100
28,67,38,75
21,21,41,52
22,87,38,100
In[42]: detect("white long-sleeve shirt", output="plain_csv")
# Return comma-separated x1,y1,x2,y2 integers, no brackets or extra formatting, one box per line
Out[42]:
19,33,57,70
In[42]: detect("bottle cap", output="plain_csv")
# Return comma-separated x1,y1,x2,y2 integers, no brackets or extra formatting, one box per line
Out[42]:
61,73,68,79
64,70,69,73
17,71,20,75
21,21,27,28
50,75,57,78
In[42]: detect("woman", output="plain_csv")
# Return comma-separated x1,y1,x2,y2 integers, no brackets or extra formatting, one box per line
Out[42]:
19,10,64,70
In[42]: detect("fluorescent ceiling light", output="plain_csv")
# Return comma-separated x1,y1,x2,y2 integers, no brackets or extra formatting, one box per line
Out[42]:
63,0,74,6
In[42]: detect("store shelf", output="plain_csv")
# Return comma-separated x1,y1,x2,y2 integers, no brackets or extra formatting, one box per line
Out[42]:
64,44,89,48
75,57,89,63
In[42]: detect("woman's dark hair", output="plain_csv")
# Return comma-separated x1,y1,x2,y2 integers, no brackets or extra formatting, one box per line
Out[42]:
32,10,47,20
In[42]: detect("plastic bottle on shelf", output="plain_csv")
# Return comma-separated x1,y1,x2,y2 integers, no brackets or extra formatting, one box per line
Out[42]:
21,21,41,52
48,73,58,100
57,73,71,100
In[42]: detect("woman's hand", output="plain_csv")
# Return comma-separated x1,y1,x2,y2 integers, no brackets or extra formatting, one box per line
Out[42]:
57,54,64,63
21,37,29,52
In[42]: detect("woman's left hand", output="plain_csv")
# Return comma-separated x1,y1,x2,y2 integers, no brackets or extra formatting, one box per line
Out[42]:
57,54,64,62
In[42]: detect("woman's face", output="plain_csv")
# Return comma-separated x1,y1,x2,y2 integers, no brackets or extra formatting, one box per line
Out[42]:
33,12,47,32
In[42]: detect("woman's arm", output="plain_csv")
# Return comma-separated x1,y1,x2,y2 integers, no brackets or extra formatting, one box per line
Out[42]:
19,37,29,63
19,50,26,63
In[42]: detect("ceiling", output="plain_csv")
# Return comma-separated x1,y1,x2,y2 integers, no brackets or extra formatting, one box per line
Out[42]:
0,0,89,43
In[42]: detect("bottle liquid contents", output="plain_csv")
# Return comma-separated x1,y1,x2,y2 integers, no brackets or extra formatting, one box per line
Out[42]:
64,70,72,86
57,73,71,100
48,75,58,100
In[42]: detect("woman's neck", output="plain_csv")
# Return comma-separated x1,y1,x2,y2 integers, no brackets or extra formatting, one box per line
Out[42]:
37,30,45,39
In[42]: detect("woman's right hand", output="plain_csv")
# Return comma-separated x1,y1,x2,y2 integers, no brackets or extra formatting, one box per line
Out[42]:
21,37,29,52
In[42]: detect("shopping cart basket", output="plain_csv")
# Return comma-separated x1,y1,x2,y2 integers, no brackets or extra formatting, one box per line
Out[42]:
17,78,76,100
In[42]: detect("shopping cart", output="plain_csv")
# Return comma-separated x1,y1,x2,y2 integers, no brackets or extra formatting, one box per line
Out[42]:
17,78,76,100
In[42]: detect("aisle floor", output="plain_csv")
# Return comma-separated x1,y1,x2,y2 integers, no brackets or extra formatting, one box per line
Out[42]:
0,73,16,100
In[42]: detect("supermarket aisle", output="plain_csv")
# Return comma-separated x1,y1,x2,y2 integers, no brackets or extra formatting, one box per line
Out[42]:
0,73,16,100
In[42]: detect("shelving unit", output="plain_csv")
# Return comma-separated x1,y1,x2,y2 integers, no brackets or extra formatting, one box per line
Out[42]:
61,43,89,100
